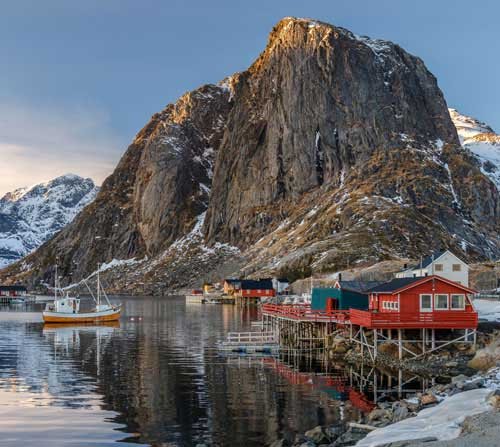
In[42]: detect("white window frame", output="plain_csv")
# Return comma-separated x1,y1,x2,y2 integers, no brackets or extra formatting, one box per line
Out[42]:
450,294,465,310
434,294,449,310
420,294,433,312
434,263,443,272
452,264,462,272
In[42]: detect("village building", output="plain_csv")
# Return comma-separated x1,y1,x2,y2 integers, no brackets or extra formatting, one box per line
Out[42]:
0,285,27,297
349,275,478,360
311,281,384,312
272,278,289,295
395,250,469,285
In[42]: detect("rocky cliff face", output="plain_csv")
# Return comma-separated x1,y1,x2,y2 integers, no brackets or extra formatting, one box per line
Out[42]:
0,175,98,268
1,84,233,286
1,17,499,291
205,18,460,246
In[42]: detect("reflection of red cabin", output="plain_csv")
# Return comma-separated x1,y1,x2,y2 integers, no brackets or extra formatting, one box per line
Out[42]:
350,276,477,329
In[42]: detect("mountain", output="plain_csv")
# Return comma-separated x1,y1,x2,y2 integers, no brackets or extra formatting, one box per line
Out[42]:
0,174,98,268
449,108,500,189
1,17,499,292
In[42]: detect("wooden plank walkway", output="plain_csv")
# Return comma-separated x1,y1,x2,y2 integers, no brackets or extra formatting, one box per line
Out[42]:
218,331,279,354
261,304,350,324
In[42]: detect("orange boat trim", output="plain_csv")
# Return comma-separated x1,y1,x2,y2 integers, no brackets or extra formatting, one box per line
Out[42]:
43,310,121,324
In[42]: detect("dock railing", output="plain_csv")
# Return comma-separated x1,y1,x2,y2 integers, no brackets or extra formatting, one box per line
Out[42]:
224,331,276,345
262,304,350,323
349,309,478,329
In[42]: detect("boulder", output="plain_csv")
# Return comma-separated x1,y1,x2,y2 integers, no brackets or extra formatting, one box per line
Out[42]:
420,393,438,406
392,405,409,422
305,426,331,445
332,427,369,446
468,333,500,370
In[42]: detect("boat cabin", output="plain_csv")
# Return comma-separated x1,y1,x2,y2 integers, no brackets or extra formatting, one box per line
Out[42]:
46,296,81,314
350,275,477,329
311,281,383,312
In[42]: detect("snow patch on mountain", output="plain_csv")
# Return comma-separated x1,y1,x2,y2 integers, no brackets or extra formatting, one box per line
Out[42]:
450,108,500,189
0,174,98,268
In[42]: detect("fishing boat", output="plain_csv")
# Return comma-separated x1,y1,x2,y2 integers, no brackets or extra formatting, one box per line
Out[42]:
42,264,121,324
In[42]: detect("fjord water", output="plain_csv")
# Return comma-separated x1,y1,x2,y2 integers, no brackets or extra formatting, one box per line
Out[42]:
0,297,352,446
0,297,417,446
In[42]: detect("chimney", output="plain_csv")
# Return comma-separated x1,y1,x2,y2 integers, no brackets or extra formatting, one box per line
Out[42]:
338,273,342,281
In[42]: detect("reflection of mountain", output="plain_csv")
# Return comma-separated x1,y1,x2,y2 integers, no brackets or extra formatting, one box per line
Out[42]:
0,321,117,406
0,299,442,447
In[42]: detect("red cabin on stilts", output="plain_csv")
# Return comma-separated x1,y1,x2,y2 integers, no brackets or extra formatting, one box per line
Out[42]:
350,275,478,330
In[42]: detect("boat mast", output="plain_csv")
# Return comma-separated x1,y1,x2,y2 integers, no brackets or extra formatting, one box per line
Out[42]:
54,263,58,300
97,263,101,308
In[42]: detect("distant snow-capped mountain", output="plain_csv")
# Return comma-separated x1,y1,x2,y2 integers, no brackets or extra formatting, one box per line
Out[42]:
0,174,98,268
449,108,500,188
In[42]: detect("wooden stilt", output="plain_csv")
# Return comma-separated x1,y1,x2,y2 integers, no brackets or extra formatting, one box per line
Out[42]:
398,329,402,360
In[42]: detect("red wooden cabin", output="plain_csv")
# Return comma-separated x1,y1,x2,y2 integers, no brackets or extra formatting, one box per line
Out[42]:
238,279,276,298
349,275,477,329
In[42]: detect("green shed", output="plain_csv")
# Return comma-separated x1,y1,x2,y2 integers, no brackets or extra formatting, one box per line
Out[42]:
311,287,369,311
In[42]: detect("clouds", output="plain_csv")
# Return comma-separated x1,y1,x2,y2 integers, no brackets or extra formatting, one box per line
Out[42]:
0,101,125,195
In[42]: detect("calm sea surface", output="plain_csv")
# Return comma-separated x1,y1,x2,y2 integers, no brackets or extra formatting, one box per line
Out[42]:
0,296,429,446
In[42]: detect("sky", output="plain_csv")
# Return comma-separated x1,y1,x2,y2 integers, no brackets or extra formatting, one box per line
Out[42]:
0,0,498,195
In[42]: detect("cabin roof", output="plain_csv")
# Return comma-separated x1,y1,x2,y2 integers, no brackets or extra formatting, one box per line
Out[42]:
399,250,468,273
0,285,27,291
240,279,274,290
224,278,241,284
369,277,425,293
369,275,476,295
337,280,384,293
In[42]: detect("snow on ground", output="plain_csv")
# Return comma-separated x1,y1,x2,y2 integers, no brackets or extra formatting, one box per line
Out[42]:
473,298,500,322
356,388,492,446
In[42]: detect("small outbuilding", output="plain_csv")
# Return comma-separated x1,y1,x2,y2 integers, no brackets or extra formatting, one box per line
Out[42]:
311,281,383,312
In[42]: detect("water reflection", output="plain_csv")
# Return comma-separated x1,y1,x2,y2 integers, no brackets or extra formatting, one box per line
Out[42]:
0,297,441,446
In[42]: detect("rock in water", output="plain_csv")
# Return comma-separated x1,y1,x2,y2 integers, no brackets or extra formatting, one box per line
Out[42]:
1,17,499,292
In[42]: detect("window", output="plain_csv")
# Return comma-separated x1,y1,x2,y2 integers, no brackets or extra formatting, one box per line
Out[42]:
434,264,443,272
420,294,432,312
452,264,461,272
434,294,449,310
451,294,465,309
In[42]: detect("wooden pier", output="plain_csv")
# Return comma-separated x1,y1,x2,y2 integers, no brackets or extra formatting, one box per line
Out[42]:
218,331,279,354
261,302,478,361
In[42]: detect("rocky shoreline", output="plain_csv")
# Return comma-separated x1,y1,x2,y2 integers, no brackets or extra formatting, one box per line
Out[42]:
271,367,500,447
271,330,500,447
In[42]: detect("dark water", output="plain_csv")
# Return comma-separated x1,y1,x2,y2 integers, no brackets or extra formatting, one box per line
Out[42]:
0,297,432,446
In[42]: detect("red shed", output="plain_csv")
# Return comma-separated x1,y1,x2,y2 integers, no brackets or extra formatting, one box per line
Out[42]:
238,279,276,298
350,275,477,329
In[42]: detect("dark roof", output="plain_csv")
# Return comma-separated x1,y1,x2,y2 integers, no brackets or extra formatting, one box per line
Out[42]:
337,280,385,293
224,278,241,284
420,251,446,269
368,277,426,293
240,279,274,290
0,285,27,291
403,251,445,271
276,278,289,283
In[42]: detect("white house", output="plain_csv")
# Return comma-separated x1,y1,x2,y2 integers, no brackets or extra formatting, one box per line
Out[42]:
395,250,469,286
